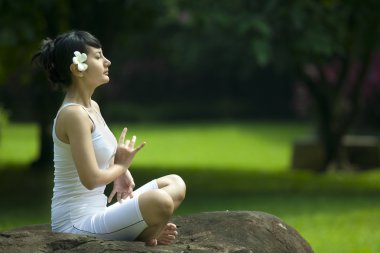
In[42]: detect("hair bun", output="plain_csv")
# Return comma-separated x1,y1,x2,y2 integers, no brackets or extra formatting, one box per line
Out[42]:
32,38,63,87
41,38,54,68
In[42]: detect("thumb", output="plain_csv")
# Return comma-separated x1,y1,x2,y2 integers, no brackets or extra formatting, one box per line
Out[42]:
134,142,146,153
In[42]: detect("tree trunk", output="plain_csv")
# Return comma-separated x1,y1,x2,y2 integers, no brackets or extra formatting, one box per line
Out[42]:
318,120,348,172
301,71,352,172
314,93,346,171
30,73,61,170
30,2,69,170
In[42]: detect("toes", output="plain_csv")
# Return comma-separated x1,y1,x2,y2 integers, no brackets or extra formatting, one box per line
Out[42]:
167,235,176,240
166,230,178,236
161,228,178,236
158,235,175,245
156,223,178,245
167,223,177,230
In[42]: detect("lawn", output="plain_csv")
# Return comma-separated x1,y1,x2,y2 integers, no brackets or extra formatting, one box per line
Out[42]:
113,121,316,171
1,121,380,253
0,121,312,170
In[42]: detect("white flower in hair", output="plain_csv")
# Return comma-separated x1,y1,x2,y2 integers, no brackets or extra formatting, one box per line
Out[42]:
72,51,88,71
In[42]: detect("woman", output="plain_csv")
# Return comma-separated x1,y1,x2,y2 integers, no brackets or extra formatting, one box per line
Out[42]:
32,30,186,246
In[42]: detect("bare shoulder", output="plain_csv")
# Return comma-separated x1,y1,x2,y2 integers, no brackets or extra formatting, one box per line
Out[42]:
55,105,92,143
58,105,89,123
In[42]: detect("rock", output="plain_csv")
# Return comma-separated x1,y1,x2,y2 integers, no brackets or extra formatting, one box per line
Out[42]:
292,135,380,170
0,211,314,253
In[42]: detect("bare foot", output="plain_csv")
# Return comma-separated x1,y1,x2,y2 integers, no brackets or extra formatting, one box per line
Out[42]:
145,239,158,246
144,223,178,246
157,223,178,245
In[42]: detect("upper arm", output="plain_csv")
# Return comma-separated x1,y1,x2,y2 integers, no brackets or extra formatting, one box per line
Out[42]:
59,107,100,189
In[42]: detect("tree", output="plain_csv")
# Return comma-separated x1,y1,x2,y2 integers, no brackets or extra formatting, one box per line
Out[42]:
153,0,380,171
0,0,66,168
271,0,380,171
0,0,167,169
2,0,380,171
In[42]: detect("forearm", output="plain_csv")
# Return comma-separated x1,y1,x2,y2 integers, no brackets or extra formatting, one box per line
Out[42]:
84,164,127,190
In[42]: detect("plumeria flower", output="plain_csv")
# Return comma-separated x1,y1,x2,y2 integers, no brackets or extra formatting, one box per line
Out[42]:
72,51,88,71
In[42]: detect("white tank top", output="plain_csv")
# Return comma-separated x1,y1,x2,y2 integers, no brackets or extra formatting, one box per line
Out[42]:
51,102,117,232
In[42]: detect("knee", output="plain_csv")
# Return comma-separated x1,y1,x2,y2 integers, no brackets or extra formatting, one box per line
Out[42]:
168,174,187,201
139,189,174,224
151,189,174,217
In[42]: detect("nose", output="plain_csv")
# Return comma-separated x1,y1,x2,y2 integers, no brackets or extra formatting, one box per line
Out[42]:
105,57,111,67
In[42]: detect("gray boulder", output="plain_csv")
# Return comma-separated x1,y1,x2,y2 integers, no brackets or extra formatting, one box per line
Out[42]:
0,211,314,253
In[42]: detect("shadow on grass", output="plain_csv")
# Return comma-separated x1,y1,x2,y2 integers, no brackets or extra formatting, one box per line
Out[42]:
1,165,380,231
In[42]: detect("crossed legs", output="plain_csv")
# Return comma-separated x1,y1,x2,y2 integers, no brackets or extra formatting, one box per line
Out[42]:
137,174,186,246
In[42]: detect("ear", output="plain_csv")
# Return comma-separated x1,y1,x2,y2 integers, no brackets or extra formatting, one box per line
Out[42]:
70,63,84,77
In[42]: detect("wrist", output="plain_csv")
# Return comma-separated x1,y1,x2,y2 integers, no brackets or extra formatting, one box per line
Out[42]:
115,163,128,174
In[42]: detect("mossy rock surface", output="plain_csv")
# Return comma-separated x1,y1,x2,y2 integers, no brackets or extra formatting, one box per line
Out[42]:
0,211,314,253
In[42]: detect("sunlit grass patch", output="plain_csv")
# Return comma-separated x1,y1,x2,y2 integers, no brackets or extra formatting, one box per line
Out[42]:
0,121,312,170
0,123,39,166
110,121,312,171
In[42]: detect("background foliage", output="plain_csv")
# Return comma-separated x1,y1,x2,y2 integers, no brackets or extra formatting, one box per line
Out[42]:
1,0,380,170
1,1,380,252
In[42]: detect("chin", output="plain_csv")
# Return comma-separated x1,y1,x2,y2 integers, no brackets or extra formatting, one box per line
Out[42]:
102,77,110,84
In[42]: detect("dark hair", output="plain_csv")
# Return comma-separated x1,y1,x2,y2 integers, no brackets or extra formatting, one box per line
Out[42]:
32,30,101,90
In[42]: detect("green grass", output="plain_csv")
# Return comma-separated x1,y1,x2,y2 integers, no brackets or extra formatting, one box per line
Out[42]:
110,121,312,171
0,121,311,170
0,123,39,166
1,121,380,253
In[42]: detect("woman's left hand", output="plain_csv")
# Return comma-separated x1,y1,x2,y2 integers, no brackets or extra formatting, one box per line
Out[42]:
108,170,135,203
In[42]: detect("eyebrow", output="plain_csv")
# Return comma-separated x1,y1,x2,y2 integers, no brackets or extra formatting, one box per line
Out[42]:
93,49,102,55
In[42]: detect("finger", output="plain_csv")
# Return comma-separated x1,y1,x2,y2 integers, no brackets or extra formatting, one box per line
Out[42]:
130,135,136,148
127,190,133,198
133,142,146,153
117,192,122,203
122,192,128,200
118,128,128,144
108,190,116,203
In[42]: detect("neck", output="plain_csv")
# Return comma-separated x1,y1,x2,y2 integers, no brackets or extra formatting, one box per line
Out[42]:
64,81,94,108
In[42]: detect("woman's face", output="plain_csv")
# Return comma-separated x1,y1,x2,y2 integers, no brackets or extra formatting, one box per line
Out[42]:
82,46,111,87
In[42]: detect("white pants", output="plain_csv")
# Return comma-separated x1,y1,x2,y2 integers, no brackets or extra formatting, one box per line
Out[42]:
70,180,158,240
